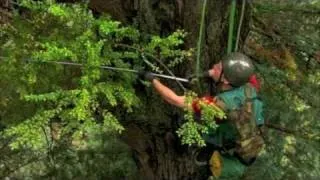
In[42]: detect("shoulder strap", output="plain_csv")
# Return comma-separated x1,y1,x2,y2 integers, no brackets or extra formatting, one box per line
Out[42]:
244,84,254,101
244,84,262,101
243,84,257,126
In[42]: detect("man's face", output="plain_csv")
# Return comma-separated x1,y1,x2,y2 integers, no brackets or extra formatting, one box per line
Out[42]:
208,62,223,82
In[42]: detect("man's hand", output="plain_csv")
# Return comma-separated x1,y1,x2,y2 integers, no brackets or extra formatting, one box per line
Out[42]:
138,71,156,82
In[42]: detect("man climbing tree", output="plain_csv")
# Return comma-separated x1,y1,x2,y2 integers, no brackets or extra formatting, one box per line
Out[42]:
141,52,265,179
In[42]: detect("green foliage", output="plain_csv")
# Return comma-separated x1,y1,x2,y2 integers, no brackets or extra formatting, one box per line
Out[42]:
243,1,320,179
0,129,138,179
0,0,192,178
5,109,59,150
176,92,225,147
0,0,191,151
52,129,138,179
253,0,320,72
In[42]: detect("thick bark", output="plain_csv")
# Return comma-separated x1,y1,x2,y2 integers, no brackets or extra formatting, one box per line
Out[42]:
0,0,12,23
121,123,198,179
88,0,251,179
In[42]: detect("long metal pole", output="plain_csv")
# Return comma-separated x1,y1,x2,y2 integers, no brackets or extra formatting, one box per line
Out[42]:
28,60,190,83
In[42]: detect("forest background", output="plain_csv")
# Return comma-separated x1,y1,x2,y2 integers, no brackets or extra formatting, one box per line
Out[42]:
0,0,319,179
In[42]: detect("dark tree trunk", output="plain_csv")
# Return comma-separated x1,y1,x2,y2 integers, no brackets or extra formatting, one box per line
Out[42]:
88,0,251,179
0,0,12,23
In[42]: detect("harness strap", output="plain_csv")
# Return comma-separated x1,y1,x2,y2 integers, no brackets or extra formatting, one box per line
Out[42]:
244,84,254,101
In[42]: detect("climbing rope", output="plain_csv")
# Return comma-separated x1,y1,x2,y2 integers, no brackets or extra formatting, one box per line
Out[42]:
227,0,237,54
235,0,246,52
195,0,208,91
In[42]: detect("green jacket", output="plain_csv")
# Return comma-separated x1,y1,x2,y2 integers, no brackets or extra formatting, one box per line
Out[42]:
203,84,264,179
204,83,264,147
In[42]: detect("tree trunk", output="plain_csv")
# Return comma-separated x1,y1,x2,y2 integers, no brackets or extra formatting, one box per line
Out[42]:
0,0,12,23
88,0,251,179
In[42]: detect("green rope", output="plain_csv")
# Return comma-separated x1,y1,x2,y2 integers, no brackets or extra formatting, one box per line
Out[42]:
235,0,246,52
227,0,237,54
196,0,208,91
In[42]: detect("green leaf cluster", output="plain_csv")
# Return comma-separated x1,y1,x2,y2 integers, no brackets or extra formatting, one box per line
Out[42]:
0,0,193,178
0,0,191,151
176,92,225,147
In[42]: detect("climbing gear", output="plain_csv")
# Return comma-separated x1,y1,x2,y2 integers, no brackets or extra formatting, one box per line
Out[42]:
216,83,264,128
209,151,222,178
25,59,190,83
222,52,255,87
214,83,265,163
205,82,265,149
227,84,264,164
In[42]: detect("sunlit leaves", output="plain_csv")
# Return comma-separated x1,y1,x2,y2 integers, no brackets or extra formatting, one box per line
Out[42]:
1,0,191,152
177,121,207,147
0,0,196,178
102,111,124,133
32,43,77,61
308,71,320,85
2,1,136,148
176,92,225,147
96,82,139,110
145,29,190,59
69,89,91,121
4,109,59,150
24,91,62,102
98,19,121,36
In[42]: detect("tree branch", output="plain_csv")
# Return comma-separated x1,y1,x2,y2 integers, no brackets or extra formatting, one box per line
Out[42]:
0,156,44,178
115,43,186,91
265,123,319,142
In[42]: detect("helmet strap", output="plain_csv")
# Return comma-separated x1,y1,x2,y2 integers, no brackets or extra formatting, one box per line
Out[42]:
211,69,224,95
216,69,224,85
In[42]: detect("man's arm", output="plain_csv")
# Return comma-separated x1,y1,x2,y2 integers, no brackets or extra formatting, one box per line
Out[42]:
151,79,226,111
152,79,185,108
